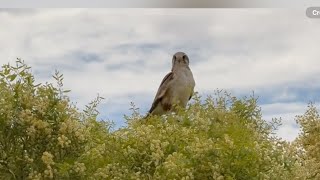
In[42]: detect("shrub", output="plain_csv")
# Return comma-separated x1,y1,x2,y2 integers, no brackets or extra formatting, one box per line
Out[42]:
0,60,318,179
90,91,294,180
0,60,110,179
294,103,320,179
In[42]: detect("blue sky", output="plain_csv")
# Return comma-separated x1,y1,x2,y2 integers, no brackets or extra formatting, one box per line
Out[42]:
1,9,320,141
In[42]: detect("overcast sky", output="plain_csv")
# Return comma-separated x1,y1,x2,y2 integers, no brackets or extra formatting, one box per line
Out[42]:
1,8,320,141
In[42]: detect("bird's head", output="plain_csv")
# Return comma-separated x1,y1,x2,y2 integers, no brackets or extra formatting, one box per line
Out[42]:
172,52,189,68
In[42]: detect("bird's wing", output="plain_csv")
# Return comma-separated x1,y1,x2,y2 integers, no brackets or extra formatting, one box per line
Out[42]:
148,72,174,114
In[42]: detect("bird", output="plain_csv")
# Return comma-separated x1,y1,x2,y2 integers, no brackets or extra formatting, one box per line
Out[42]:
145,52,195,118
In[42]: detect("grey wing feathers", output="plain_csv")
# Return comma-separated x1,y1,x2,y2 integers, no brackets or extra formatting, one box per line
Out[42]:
148,72,174,114
158,72,174,90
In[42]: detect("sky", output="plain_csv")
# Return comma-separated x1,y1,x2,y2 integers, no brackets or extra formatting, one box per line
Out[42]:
1,8,320,141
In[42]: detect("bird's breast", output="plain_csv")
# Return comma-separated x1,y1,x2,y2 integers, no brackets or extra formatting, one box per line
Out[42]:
171,69,195,107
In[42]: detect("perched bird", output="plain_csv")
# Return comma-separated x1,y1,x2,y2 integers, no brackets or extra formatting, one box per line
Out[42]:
146,52,195,117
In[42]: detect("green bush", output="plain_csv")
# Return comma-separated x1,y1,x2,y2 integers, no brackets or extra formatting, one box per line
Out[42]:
293,104,320,179
0,60,110,179
0,60,319,179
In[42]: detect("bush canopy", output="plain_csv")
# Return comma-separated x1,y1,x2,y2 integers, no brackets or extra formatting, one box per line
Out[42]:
0,60,319,179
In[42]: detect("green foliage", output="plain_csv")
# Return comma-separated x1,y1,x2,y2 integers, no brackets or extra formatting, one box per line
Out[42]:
294,103,320,179
0,60,110,179
0,60,319,179
103,92,294,180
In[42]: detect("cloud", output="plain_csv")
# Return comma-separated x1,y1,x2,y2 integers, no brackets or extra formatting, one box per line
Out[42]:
0,9,319,141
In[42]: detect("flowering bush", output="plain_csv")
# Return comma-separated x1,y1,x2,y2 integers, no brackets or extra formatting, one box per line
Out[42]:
0,60,319,179
0,60,109,179
294,104,320,179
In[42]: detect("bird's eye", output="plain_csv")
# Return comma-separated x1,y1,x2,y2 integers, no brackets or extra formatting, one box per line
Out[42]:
182,55,187,60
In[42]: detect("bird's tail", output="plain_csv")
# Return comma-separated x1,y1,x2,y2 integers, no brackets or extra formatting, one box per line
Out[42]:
143,112,151,120
143,114,149,119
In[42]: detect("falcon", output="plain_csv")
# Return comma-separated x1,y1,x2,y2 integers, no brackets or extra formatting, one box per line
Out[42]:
146,52,195,117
